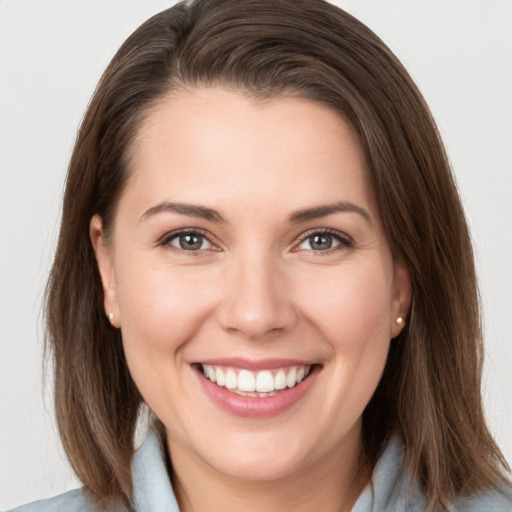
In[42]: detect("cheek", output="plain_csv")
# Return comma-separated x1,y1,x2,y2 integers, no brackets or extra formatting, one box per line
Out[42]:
115,263,216,355
295,261,393,348
114,263,219,421
298,262,393,419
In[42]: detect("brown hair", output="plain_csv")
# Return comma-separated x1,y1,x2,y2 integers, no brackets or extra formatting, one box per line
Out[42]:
45,0,509,509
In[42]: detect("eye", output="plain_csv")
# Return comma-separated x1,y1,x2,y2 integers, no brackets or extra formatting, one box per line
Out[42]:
163,230,214,251
296,230,351,252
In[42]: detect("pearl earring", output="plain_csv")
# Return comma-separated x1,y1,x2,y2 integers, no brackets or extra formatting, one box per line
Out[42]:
395,316,404,326
108,313,114,321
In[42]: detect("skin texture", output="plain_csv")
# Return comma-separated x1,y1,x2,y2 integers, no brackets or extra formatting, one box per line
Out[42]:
91,88,411,512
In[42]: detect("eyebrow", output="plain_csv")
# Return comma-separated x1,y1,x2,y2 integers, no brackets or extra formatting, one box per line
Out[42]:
140,201,226,223
288,201,372,225
140,200,371,225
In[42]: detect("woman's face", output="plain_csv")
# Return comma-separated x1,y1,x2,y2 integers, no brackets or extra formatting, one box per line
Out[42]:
92,88,410,482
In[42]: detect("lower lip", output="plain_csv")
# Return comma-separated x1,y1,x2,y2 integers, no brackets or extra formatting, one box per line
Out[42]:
195,365,320,418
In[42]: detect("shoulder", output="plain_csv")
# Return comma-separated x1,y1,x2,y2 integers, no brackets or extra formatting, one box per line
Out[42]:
7,428,176,512
355,437,512,512
6,489,130,512
449,486,512,511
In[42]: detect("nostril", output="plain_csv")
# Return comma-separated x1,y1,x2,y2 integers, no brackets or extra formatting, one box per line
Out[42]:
217,300,298,340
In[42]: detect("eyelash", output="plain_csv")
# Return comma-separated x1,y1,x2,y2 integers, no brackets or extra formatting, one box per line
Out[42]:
158,228,352,254
294,228,353,255
158,228,219,254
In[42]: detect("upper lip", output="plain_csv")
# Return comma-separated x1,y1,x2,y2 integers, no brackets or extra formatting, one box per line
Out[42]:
196,357,318,370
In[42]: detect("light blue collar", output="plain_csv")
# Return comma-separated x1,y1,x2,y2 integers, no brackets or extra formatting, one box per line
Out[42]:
131,429,180,512
130,430,511,512
130,430,422,512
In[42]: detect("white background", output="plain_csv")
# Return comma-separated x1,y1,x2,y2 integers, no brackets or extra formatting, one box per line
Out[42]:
1,0,511,509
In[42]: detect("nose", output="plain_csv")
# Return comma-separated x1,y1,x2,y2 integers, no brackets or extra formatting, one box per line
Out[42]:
217,251,297,340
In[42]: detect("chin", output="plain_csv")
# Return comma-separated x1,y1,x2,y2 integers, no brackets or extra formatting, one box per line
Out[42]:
192,428,317,482
209,450,307,482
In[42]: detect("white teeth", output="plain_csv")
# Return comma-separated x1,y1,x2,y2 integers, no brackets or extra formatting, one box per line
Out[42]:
286,367,297,388
225,369,238,389
207,366,216,383
201,364,313,395
238,370,256,392
256,370,274,392
215,367,225,387
275,370,287,390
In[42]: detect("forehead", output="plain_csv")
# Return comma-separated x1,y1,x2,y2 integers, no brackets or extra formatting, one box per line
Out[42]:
123,87,377,220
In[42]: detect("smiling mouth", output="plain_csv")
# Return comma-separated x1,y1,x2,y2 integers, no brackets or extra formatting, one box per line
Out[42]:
197,364,315,398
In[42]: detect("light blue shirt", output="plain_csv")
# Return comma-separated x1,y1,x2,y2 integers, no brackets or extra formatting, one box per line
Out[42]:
9,429,512,511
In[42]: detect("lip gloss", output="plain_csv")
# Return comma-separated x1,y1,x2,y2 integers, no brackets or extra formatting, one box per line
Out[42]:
195,364,320,418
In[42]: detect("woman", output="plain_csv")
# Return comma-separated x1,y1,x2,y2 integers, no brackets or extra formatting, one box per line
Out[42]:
9,0,511,510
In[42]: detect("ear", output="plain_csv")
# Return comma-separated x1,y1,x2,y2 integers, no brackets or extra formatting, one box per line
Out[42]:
390,257,412,339
90,215,121,328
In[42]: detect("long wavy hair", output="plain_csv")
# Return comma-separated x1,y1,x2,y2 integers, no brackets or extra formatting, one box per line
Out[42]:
45,0,509,509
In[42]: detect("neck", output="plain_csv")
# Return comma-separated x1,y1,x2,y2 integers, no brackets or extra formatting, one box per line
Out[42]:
167,428,370,512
